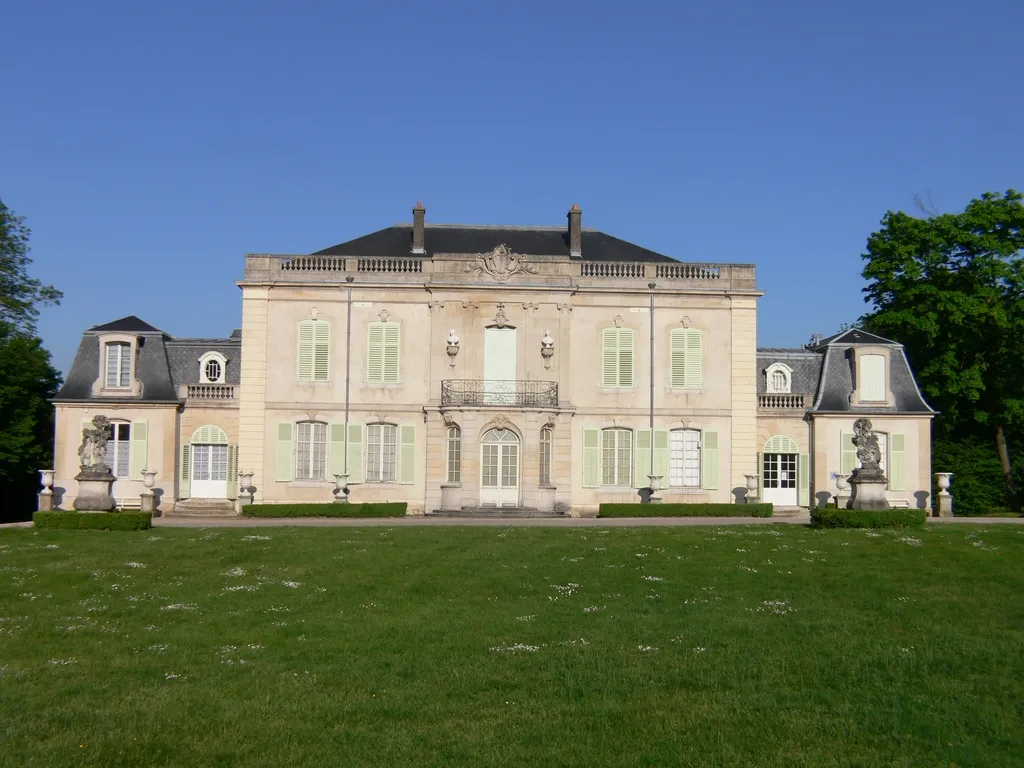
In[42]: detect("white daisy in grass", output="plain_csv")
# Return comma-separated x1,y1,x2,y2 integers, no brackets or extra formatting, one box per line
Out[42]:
489,643,539,653
223,567,246,577
281,581,302,589
637,645,658,653
125,562,146,569
642,575,664,582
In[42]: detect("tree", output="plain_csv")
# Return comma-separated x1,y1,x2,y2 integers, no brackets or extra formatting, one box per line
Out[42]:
0,198,62,334
860,190,1024,509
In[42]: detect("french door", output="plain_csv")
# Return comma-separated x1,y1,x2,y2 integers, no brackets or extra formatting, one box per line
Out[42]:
192,444,229,498
762,453,798,505
480,429,519,507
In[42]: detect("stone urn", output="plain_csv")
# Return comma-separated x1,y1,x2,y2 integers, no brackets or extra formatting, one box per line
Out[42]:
935,472,953,496
333,473,350,503
38,469,56,512
140,470,158,513
834,473,850,492
744,473,759,502
142,470,157,489
647,475,663,504
238,472,255,496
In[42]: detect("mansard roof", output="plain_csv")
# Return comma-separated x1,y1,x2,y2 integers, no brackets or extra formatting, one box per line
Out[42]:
313,224,678,263
755,348,824,394
87,315,165,334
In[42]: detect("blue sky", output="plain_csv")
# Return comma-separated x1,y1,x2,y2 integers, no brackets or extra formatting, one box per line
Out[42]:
3,0,1022,374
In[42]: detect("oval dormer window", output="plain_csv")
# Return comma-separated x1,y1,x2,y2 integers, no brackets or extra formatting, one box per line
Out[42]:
199,352,227,384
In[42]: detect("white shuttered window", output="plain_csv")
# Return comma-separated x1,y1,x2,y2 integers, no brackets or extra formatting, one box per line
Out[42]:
601,428,632,486
367,322,400,384
601,328,634,388
295,422,327,480
367,424,398,482
670,328,702,388
297,320,330,382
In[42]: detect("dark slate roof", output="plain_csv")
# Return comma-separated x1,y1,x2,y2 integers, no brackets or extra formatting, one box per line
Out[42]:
313,224,677,263
755,349,824,394
54,318,240,403
807,328,896,351
810,345,934,414
88,315,165,333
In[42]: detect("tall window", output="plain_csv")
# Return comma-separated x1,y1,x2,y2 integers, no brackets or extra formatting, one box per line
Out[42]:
105,342,131,388
367,322,400,384
859,354,886,401
295,422,327,480
601,328,634,387
366,424,398,482
297,320,331,382
601,428,632,486
539,427,553,486
446,426,461,483
104,422,131,477
669,429,701,487
669,328,702,388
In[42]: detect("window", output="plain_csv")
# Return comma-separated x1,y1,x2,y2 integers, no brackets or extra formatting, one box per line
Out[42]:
446,426,461,483
670,328,702,388
295,422,327,480
601,328,634,388
601,428,632,486
367,322,400,384
104,422,131,477
859,354,886,401
104,342,131,388
366,424,398,482
199,352,227,384
297,320,330,382
539,427,553,486
669,429,701,487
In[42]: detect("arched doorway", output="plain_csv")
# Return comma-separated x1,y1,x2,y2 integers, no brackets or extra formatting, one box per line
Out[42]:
190,424,230,499
480,428,519,507
762,435,798,506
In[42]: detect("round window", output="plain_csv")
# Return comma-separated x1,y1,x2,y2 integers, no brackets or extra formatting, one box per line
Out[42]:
204,359,222,382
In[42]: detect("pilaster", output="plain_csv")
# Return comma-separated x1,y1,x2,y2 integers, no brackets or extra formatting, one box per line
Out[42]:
238,287,270,501
730,297,758,493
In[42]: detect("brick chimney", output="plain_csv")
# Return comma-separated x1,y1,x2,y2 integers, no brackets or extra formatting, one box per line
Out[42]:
412,201,426,254
567,203,582,258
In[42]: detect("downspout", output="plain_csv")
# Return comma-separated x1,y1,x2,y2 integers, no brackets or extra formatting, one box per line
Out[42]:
649,286,656,479
344,284,352,475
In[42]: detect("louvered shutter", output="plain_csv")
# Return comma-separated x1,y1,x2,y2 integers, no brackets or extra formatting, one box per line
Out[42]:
670,330,686,387
890,434,906,490
601,329,619,387
683,330,702,389
399,426,415,484
383,323,400,383
367,324,384,383
798,453,809,507
313,321,330,381
756,451,762,500
276,422,294,481
329,423,347,477
297,321,315,381
619,329,634,387
128,420,148,480
653,430,670,480
701,430,719,489
634,429,653,488
347,424,364,484
226,445,238,500
582,428,600,488
179,444,191,499
841,433,857,475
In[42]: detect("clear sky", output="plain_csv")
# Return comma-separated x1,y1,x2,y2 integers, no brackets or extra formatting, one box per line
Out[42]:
3,0,1022,374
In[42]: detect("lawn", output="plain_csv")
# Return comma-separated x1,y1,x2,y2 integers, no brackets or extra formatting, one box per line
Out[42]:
1,525,1022,767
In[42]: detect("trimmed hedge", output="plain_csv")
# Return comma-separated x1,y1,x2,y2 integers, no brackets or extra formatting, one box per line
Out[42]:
241,502,407,518
810,508,926,528
598,503,773,518
33,512,152,531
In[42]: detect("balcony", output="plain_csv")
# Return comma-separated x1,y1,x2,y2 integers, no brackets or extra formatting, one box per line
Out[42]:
441,379,558,408
184,383,236,402
758,393,809,410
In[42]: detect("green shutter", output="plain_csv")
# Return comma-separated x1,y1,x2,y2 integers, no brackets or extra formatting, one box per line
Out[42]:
297,321,315,381
683,330,702,389
601,329,618,387
313,321,330,381
347,424,364,484
399,425,415,484
619,329,634,387
702,430,719,490
329,423,347,477
841,433,857,475
653,429,670,480
890,434,906,490
582,428,600,488
129,420,148,480
634,429,653,488
179,444,191,499
670,330,685,387
276,422,294,481
367,324,384,383
798,453,809,507
756,451,762,500
383,323,400,383
226,445,238,500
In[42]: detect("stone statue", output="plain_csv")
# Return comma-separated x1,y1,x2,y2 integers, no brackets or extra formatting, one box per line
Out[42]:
852,418,882,474
846,417,889,510
78,415,112,471
541,330,554,349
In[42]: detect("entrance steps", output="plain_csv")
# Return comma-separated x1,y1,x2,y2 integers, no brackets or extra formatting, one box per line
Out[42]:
771,506,809,519
431,506,563,518
166,499,238,517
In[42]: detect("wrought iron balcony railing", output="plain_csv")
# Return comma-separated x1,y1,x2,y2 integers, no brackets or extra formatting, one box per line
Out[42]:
441,379,558,408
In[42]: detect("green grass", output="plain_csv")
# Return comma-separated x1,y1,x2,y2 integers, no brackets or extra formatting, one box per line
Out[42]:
599,502,773,517
1,525,1022,767
241,502,407,517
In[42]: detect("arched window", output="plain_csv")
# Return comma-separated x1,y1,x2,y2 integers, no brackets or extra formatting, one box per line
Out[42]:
669,429,701,487
104,420,132,478
539,427,553,486
601,428,632,486
199,351,227,384
295,421,327,480
366,423,398,482
765,363,792,394
446,425,461,484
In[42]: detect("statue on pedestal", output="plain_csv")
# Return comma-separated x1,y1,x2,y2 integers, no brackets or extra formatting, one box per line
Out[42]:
74,416,116,512
846,418,890,510
78,415,112,472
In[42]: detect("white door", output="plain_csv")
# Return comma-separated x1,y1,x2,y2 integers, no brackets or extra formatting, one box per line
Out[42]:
192,444,229,498
480,429,519,507
484,327,517,405
762,453,798,505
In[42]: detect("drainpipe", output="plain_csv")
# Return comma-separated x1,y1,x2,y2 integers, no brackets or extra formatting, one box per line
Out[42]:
344,282,353,474
648,284,656,478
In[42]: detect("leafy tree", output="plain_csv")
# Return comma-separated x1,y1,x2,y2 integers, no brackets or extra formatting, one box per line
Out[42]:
0,198,62,334
860,190,1024,509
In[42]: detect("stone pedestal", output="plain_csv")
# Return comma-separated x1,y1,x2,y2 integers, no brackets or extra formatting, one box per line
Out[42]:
936,494,953,517
846,469,889,511
140,491,156,514
236,490,253,513
73,467,116,512
38,492,54,511
440,483,460,511
834,493,850,509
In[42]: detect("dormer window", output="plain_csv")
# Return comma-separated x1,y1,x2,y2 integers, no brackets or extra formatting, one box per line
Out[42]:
765,363,792,394
105,342,131,388
859,354,885,402
199,351,227,384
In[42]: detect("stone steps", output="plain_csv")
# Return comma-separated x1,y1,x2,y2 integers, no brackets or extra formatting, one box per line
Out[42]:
167,499,238,517
431,507,562,518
